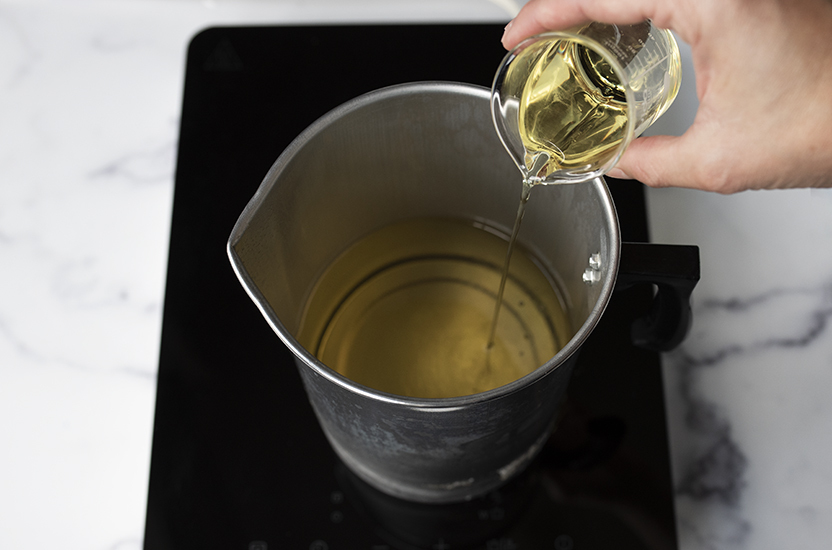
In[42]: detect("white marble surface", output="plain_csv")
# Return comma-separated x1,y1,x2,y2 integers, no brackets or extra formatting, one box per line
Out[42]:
2,1,832,549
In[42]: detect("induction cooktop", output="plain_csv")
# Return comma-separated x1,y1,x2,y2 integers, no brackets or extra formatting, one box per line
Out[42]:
144,23,678,550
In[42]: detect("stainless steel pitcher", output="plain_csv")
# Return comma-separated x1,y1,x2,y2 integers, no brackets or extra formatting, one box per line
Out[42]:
227,82,698,503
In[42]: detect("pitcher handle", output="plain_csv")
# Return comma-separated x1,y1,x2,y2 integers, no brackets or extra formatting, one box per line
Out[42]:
615,242,700,352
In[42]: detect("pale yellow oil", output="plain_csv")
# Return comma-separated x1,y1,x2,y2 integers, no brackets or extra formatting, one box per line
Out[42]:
296,218,572,399
505,39,629,180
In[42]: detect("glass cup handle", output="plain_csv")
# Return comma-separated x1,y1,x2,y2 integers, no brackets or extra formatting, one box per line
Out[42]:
615,242,700,352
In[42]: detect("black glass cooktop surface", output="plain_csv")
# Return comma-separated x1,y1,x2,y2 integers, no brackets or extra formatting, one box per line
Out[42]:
144,24,678,550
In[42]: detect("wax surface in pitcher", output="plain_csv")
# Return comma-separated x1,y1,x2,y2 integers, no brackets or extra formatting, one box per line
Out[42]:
297,217,572,398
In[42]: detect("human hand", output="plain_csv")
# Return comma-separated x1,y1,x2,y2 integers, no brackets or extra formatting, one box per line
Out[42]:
502,0,832,193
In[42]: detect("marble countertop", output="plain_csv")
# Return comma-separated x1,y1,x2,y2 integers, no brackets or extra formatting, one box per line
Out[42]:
2,1,831,549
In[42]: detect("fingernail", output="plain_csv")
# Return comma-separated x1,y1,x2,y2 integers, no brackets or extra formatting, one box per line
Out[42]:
608,168,632,180
503,20,514,37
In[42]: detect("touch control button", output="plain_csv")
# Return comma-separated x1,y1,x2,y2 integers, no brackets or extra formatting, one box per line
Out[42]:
554,535,574,550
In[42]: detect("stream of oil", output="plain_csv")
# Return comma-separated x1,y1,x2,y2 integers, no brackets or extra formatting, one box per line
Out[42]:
486,179,534,351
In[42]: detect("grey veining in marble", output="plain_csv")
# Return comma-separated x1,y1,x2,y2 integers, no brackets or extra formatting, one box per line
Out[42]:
4,1,832,549
651,186,832,549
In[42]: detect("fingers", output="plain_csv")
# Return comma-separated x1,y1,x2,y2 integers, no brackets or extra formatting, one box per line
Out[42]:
500,0,716,190
501,0,591,50
613,132,748,194
613,134,706,191
503,0,679,50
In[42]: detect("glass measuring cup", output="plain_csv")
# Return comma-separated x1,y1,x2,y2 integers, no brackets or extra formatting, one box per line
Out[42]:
491,21,681,185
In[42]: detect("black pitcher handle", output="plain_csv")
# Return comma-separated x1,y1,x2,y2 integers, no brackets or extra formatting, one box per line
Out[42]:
616,242,700,352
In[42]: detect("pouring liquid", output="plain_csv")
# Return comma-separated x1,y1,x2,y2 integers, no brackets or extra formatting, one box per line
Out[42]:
486,179,533,349
295,37,631,397
486,38,630,354
506,39,629,182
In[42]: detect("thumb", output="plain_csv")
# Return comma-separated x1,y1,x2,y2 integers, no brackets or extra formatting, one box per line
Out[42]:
612,134,701,190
